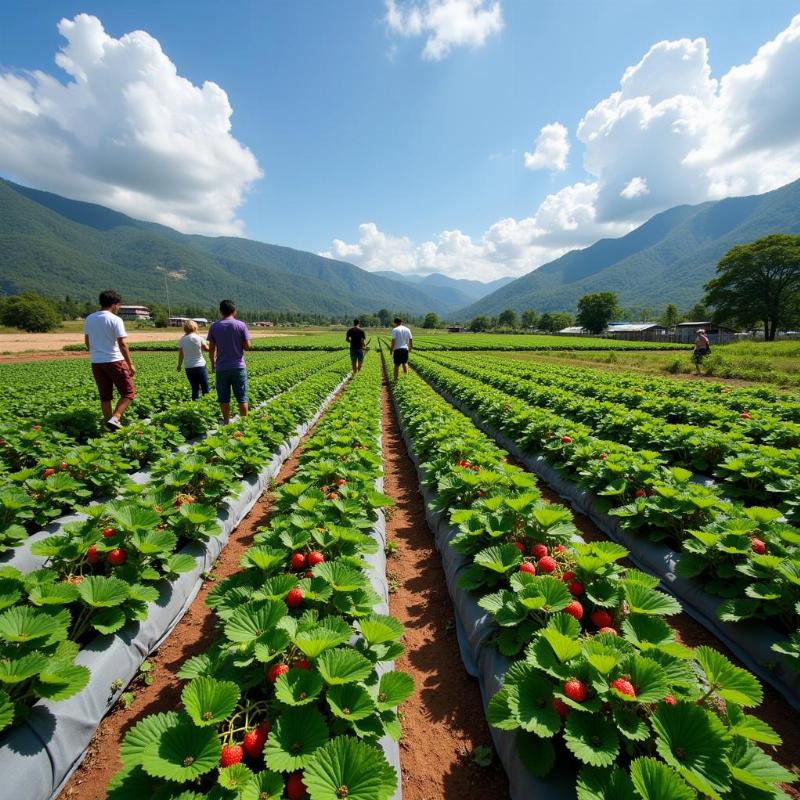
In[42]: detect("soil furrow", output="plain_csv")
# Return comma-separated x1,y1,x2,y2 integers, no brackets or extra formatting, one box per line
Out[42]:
380,378,510,800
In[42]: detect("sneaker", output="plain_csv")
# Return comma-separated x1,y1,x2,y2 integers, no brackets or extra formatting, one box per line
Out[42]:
105,417,122,432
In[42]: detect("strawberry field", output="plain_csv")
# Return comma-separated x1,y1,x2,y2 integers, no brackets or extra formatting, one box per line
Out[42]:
0,340,797,800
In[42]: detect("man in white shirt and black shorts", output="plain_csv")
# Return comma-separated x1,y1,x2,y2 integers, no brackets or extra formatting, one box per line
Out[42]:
390,317,413,381
83,289,137,431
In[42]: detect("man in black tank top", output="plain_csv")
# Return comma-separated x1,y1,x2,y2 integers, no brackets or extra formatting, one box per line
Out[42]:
345,319,369,373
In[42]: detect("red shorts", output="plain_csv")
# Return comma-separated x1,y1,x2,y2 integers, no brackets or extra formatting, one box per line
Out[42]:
91,361,136,402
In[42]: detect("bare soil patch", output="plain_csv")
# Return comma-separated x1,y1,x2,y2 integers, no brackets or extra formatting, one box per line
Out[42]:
381,379,510,800
59,398,334,800
0,329,288,356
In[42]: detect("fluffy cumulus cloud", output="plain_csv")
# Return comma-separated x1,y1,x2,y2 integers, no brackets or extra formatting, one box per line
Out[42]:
0,14,261,234
331,14,800,280
524,122,570,172
385,0,503,60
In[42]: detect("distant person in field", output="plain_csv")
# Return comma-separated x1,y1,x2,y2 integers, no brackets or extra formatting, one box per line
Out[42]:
177,319,210,400
345,319,369,374
693,328,711,374
83,289,136,432
208,299,251,424
390,317,413,381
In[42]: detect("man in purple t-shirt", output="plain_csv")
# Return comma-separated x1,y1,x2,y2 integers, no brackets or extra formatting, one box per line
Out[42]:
207,299,251,424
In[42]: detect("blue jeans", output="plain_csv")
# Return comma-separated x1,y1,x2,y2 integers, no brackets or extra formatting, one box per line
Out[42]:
185,366,210,401
215,368,248,404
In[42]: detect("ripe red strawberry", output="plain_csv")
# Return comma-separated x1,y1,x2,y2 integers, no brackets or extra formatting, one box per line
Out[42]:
102,527,116,538
537,556,557,574
295,658,312,670
563,679,587,703
43,468,56,478
598,626,618,635
220,744,244,767
519,562,536,575
337,478,347,486
751,538,767,555
290,552,307,570
286,771,307,800
233,431,243,440
552,697,570,717
599,453,607,461
326,492,338,500
611,678,636,697
512,542,525,554
530,543,549,560
590,609,613,629
568,581,584,596
662,695,677,705
564,600,583,620
87,544,102,564
243,726,268,758
739,411,751,419
561,570,576,582
307,551,325,566
59,462,68,471
321,485,329,493
108,548,127,566
268,663,289,683
635,488,647,498
286,588,303,608
560,435,573,444
553,544,568,554
304,570,314,579
32,425,41,431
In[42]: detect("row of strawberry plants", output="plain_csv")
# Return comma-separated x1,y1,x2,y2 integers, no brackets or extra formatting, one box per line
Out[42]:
437,351,800,442
386,362,794,800
0,360,351,736
411,355,800,678
426,352,800,475
0,352,343,551
444,350,800,421
107,355,409,800
0,351,301,427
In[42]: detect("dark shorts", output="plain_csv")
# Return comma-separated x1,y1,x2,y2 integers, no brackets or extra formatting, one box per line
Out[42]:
91,361,135,402
216,368,248,404
392,348,409,366
350,348,365,363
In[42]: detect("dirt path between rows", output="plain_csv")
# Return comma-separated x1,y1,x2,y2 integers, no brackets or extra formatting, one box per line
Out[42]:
60,397,337,800
381,378,510,800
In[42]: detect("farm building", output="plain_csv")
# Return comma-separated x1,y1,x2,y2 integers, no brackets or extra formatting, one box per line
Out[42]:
558,326,589,335
675,321,737,344
117,304,151,321
607,322,667,340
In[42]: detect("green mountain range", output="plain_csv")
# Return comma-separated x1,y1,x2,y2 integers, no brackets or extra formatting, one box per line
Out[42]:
0,178,447,316
459,178,800,318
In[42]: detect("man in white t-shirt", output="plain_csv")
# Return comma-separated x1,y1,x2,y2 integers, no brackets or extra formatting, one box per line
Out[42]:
390,317,413,381
83,289,137,431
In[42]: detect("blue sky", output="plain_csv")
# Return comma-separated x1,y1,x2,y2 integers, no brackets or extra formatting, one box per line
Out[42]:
1,1,799,280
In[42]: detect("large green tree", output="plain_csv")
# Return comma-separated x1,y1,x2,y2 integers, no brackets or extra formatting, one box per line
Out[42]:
422,312,439,329
469,315,490,332
539,311,573,332
498,308,518,328
660,303,680,328
1,293,62,332
576,292,620,334
704,234,800,340
521,309,539,329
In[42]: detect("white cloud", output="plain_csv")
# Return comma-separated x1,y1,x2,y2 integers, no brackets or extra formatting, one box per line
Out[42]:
385,0,503,60
524,122,570,172
620,177,649,199
332,14,800,283
0,14,261,235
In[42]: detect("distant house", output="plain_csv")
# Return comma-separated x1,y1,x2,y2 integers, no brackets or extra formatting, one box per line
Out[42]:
118,304,151,321
447,326,464,333
675,321,737,344
558,326,589,335
168,316,190,327
607,322,667,340
253,321,274,328
192,317,209,327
